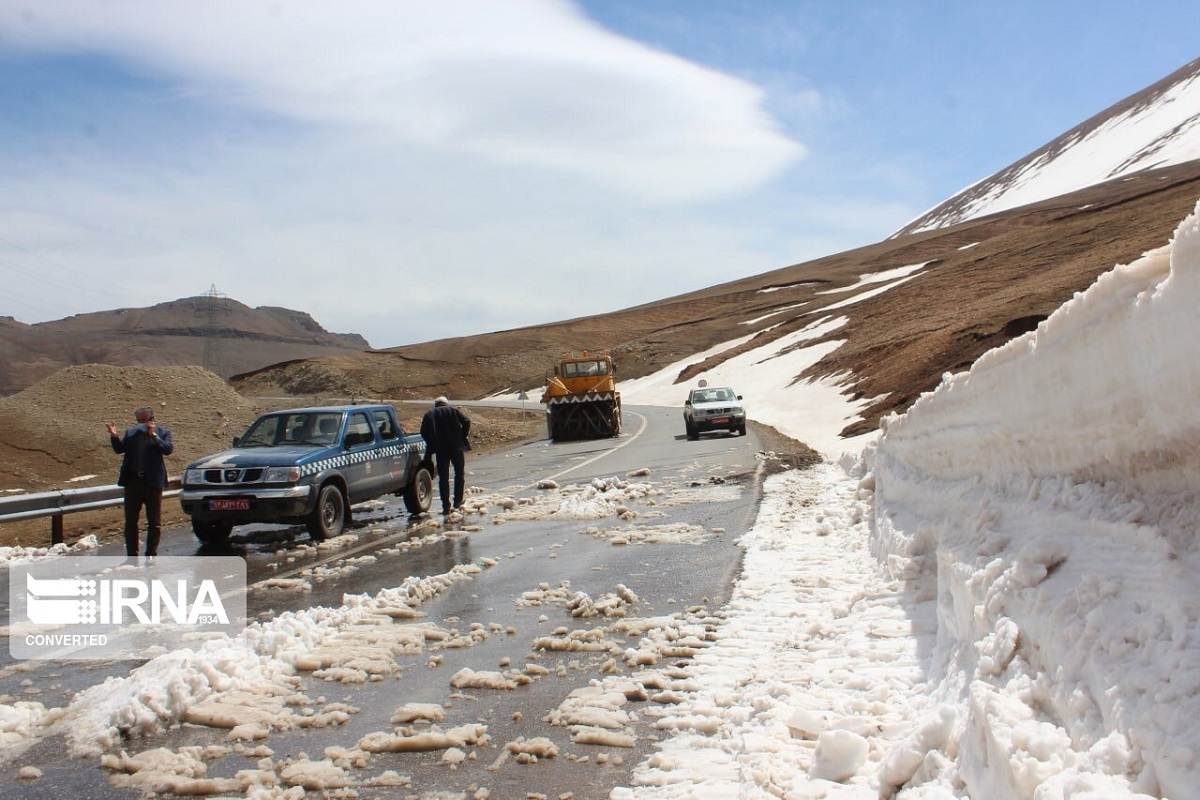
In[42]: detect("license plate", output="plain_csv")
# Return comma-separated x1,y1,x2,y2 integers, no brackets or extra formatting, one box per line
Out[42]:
209,499,250,511
710,417,729,424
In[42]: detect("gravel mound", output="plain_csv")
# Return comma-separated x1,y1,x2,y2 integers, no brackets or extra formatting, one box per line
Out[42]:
0,364,261,489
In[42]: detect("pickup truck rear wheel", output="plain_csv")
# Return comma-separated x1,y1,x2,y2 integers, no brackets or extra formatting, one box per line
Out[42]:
403,466,434,514
191,517,233,543
307,484,345,541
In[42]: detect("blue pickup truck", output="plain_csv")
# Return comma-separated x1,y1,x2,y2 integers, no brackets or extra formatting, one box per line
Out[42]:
179,404,432,543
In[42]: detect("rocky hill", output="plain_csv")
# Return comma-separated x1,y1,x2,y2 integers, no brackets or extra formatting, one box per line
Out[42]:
0,295,369,396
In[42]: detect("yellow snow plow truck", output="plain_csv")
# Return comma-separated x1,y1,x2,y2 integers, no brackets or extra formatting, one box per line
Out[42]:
540,350,622,442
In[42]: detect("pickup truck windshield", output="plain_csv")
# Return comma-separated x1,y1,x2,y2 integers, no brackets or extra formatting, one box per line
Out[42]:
239,412,343,447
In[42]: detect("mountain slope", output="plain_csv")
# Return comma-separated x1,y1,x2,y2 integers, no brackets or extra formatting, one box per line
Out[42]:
898,56,1200,235
0,296,368,396
230,57,1200,447
232,160,1200,441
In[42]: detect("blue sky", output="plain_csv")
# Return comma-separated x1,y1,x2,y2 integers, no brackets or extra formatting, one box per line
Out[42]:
0,1,1194,349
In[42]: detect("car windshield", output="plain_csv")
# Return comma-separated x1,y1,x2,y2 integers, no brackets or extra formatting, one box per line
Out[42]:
693,388,736,403
238,412,342,447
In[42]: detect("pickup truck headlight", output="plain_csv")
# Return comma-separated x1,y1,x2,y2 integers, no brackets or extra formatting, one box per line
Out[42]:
184,468,204,485
264,466,301,483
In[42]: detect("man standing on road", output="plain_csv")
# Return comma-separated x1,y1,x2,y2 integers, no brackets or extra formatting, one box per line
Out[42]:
105,406,174,557
420,396,471,515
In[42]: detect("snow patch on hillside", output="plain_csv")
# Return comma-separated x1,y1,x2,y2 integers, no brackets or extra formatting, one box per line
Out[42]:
907,60,1200,232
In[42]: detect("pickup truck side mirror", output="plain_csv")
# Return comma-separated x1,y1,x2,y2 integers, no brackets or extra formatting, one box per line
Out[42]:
738,395,743,400
232,436,241,447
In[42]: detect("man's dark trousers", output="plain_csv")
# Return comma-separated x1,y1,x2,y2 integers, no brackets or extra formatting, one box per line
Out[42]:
434,449,465,513
124,480,163,556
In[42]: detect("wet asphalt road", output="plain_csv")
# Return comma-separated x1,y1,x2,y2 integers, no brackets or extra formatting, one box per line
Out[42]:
0,404,767,798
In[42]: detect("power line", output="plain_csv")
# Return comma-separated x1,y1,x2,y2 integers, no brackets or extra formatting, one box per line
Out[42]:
0,273,64,319
0,236,131,315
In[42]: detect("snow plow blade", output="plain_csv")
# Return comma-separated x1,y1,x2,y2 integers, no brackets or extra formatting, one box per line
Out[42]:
545,393,622,441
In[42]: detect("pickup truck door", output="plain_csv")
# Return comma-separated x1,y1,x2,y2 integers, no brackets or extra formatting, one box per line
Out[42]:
341,410,380,503
371,407,410,491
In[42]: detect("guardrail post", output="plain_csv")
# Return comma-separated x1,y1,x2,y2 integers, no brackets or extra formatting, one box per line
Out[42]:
52,514,64,546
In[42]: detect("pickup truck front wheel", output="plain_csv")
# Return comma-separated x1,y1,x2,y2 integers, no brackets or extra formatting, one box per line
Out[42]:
403,466,434,514
307,484,345,541
192,517,233,544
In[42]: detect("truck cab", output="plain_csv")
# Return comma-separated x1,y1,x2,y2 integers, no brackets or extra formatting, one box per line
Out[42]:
540,349,622,441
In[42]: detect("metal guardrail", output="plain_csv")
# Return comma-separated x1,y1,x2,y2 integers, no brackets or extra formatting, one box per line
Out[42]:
0,480,182,546
0,399,542,547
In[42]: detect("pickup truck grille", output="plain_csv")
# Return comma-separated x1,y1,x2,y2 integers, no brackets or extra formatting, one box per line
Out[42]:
199,468,265,485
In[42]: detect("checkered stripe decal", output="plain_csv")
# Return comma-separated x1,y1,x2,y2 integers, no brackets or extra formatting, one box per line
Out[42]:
297,441,416,478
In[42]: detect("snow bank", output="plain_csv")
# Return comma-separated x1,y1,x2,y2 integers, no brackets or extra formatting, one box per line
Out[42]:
870,199,1200,796
878,211,1200,494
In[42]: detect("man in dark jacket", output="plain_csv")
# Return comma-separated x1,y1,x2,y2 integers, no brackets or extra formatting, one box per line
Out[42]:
105,406,174,556
420,396,471,515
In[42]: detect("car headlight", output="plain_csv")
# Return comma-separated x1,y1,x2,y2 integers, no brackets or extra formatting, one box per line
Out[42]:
184,468,204,485
264,466,300,483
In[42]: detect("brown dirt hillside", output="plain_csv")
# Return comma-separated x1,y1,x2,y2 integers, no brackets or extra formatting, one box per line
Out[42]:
0,365,262,489
232,161,1200,438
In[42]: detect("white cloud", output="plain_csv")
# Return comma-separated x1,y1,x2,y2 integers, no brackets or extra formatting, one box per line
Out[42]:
2,0,803,204
0,0,838,345
0,127,819,346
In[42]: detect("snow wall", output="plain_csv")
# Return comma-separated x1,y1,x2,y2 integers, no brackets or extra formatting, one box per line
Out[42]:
869,199,1200,797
